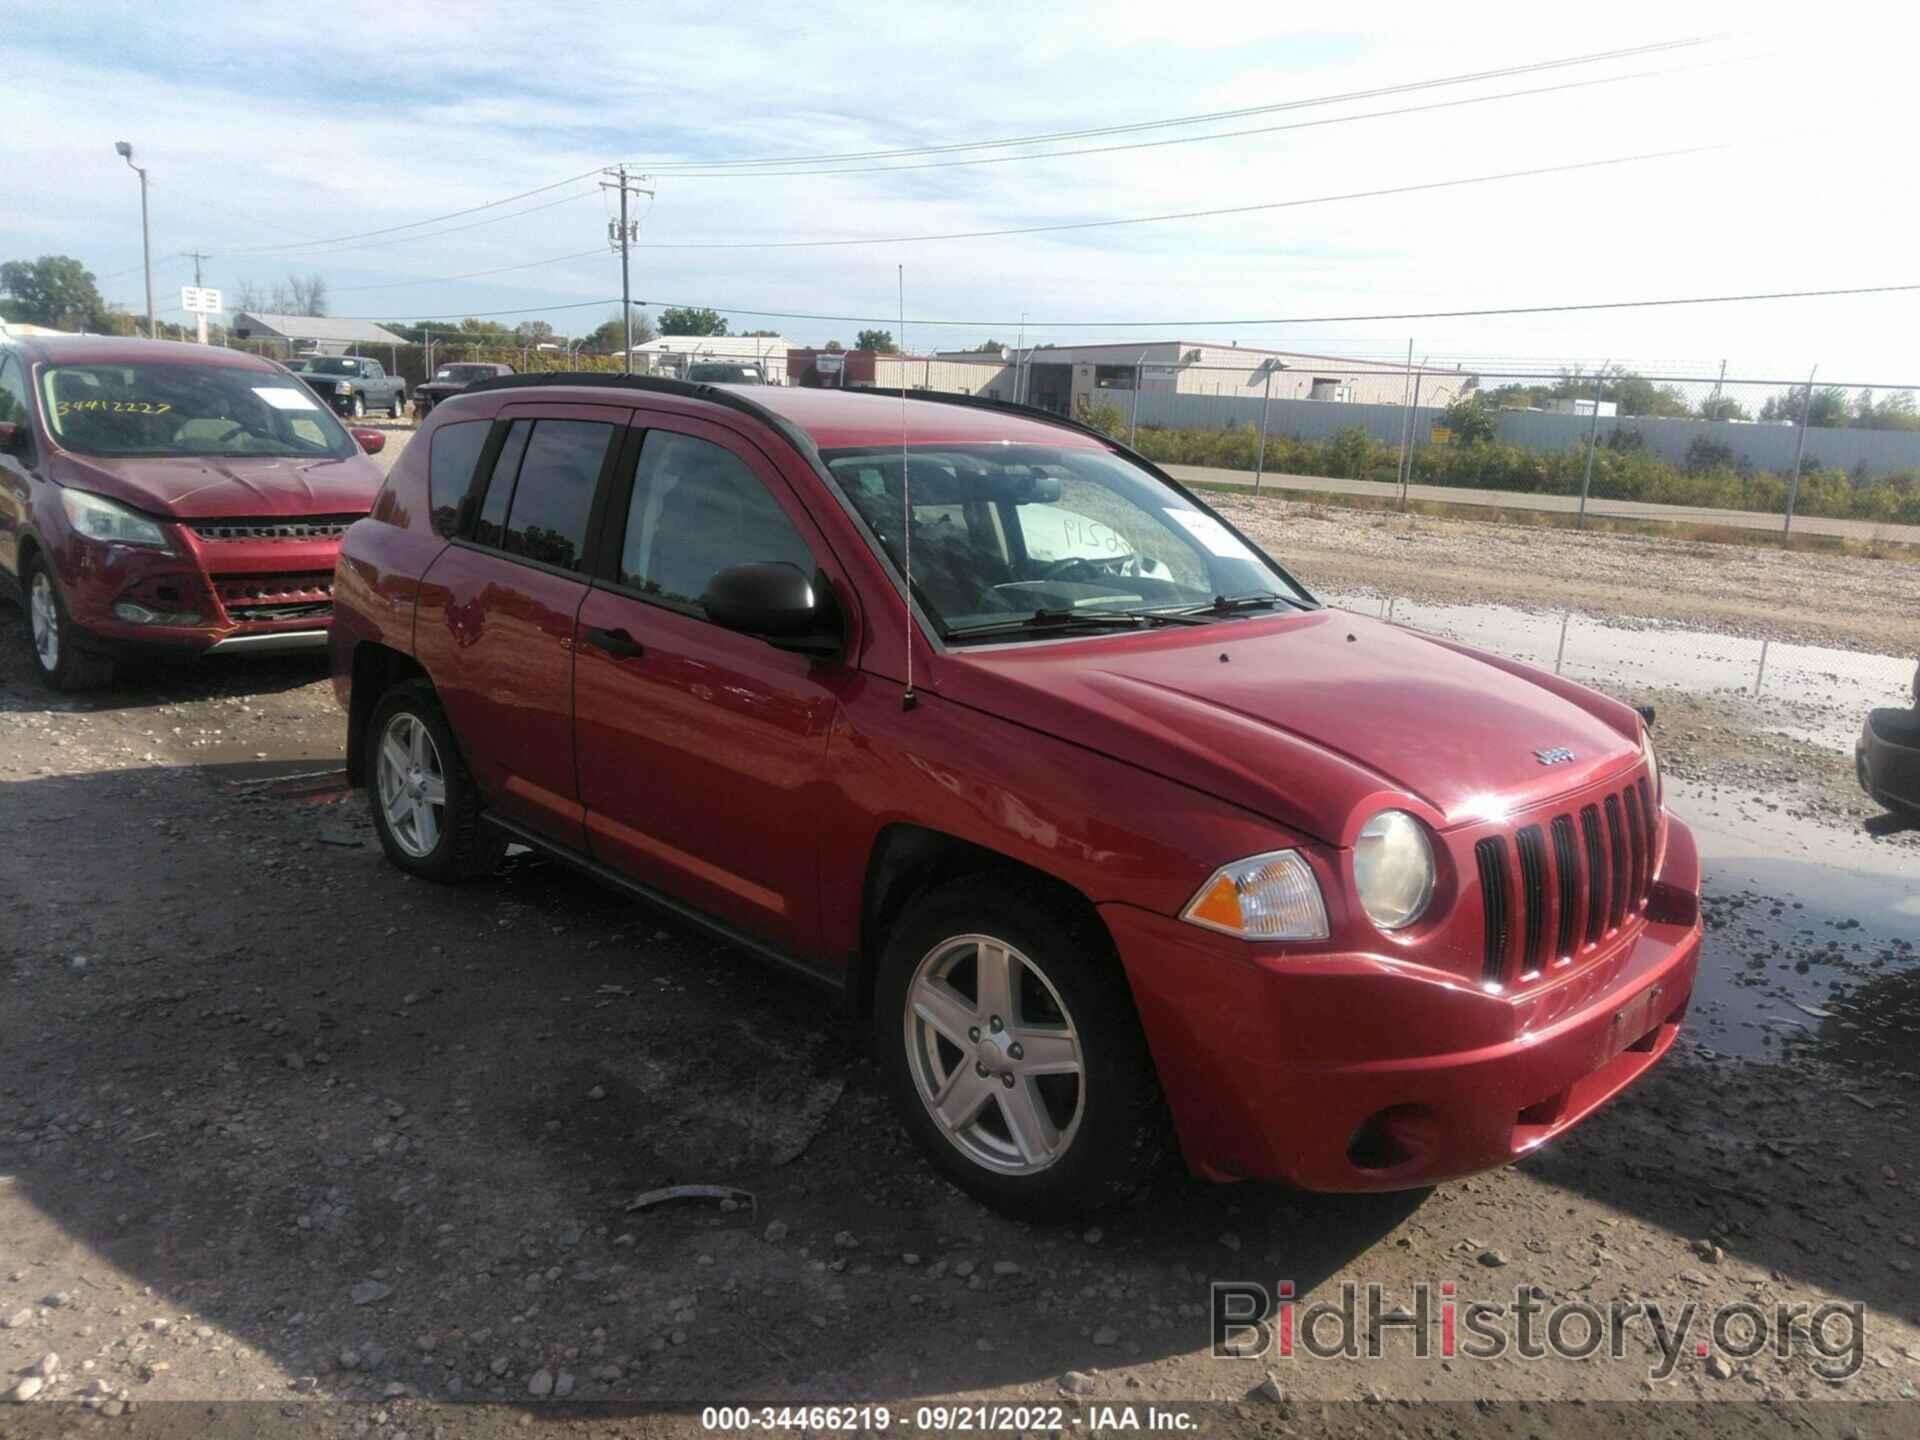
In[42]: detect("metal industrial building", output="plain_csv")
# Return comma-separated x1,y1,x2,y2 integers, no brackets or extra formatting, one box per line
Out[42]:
791,340,1470,417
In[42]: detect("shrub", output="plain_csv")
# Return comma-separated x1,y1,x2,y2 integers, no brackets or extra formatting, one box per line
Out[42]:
1074,395,1126,438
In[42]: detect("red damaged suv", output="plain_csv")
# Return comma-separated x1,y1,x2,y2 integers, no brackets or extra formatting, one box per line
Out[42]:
331,375,1701,1217
0,336,388,689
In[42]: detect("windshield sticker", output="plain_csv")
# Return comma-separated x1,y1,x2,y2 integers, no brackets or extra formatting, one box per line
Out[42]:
1165,508,1256,560
254,386,320,412
55,399,171,417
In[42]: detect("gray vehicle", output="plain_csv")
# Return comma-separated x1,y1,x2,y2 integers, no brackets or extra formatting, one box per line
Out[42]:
685,361,768,385
292,355,407,419
414,361,516,416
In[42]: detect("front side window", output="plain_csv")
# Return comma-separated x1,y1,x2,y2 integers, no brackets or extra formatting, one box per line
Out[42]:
36,362,358,460
821,443,1309,638
473,419,531,549
618,430,814,607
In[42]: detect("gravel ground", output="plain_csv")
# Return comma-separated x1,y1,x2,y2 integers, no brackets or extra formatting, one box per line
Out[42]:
1,438,1918,1437
1213,493,1920,657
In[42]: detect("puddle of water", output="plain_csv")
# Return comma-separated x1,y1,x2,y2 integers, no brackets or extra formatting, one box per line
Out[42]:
1327,592,1913,754
1668,779,1920,1066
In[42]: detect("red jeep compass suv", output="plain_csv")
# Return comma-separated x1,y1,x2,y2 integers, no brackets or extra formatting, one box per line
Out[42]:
330,374,1701,1217
0,336,388,689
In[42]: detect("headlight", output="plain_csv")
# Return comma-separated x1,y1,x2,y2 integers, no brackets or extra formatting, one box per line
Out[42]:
60,488,170,550
1641,726,1661,804
1354,810,1435,931
334,381,353,394
1181,850,1329,941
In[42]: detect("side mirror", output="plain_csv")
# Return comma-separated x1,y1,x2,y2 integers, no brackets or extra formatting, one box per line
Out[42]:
704,562,839,655
0,420,23,455
350,428,386,454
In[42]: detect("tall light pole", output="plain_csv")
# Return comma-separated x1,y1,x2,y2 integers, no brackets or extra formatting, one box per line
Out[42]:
114,142,155,339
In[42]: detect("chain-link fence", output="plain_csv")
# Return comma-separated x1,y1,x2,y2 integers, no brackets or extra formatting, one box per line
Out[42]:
1061,366,1920,538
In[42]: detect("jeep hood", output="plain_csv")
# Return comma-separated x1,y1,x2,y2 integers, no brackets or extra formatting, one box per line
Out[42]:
51,451,384,520
936,609,1640,844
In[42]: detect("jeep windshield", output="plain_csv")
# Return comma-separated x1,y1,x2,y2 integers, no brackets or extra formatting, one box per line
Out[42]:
433,365,497,383
819,444,1312,640
38,362,360,460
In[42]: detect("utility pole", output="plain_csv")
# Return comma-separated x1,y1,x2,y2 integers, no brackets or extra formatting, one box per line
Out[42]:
600,165,654,375
181,251,214,345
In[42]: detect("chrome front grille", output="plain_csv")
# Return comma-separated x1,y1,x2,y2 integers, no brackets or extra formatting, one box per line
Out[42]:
190,515,363,543
1477,775,1659,985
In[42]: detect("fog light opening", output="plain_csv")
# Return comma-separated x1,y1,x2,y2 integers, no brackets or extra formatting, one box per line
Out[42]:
1347,1104,1436,1172
113,600,203,626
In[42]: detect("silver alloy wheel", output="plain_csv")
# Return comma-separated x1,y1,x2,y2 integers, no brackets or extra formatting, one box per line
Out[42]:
29,570,59,672
376,711,448,859
903,933,1086,1175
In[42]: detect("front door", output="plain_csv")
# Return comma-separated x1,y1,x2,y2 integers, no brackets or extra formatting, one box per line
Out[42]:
572,414,845,957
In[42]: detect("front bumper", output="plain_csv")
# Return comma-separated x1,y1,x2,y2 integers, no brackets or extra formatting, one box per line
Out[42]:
1857,708,1920,815
1103,814,1702,1191
54,528,344,660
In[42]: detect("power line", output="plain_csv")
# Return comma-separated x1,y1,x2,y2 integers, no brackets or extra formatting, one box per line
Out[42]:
652,60,1729,180
331,247,610,293
628,143,1727,250
245,189,602,260
636,35,1719,172
326,298,620,322
627,281,1920,330
227,166,607,254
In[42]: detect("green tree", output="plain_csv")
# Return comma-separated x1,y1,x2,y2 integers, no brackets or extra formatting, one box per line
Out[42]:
741,328,781,337
1698,394,1749,422
1854,388,1920,432
515,319,556,346
1761,386,1850,427
822,339,845,353
972,339,1006,353
578,308,655,354
1440,393,1497,444
0,254,113,330
854,329,898,353
658,306,728,336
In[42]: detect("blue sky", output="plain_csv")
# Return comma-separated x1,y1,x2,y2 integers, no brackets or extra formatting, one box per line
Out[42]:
8,0,1919,381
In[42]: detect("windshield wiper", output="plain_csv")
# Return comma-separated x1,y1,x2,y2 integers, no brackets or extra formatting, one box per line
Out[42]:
1162,590,1296,618
945,608,1163,643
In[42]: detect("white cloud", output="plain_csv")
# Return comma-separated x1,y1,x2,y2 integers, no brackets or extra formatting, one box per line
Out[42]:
8,1,1920,379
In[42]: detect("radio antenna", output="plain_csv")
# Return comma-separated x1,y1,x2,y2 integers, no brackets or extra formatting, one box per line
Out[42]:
898,262,917,711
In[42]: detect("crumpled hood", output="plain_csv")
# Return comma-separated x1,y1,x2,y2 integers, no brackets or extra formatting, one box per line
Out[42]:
51,450,384,520
936,609,1640,844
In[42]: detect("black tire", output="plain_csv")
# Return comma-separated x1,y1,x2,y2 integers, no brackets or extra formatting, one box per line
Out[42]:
365,681,505,882
21,553,114,692
350,394,366,419
873,874,1166,1221
391,391,407,418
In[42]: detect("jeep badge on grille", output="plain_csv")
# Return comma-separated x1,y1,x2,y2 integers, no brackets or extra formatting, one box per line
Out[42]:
1534,746,1576,765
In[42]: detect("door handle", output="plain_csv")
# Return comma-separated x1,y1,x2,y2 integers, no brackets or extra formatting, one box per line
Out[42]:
585,625,644,659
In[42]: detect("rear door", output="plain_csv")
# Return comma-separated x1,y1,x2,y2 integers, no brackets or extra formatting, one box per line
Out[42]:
571,412,847,956
412,402,629,847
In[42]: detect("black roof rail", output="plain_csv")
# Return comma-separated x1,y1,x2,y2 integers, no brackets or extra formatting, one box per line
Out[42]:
457,369,832,464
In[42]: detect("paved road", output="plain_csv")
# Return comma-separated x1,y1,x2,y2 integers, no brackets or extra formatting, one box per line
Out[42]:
1163,463,1920,545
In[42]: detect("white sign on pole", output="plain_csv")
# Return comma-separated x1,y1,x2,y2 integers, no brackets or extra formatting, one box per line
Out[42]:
180,286,224,314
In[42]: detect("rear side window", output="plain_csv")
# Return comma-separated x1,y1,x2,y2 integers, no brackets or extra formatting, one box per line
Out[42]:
427,420,489,538
618,430,814,606
473,420,531,549
499,420,614,572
